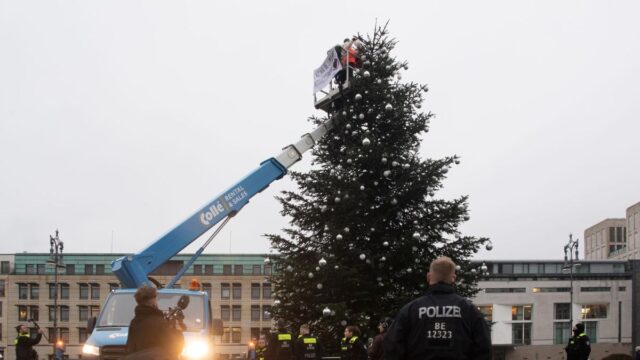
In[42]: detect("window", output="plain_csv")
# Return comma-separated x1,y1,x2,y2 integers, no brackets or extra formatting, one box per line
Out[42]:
28,306,39,321
554,303,570,320
585,321,597,343
512,305,533,321
30,284,39,300
85,264,93,275
619,286,626,291
221,305,230,321
232,305,241,321
79,327,88,343
205,264,214,275
59,327,69,343
18,305,28,321
262,283,272,299
48,306,56,321
232,327,242,343
36,264,45,275
109,283,119,292
221,283,230,300
65,264,75,275
60,306,69,321
90,306,100,318
251,284,261,299
485,288,526,293
234,265,244,275
232,283,242,299
194,265,203,275
91,284,100,299
0,280,4,297
26,264,35,274
477,305,493,321
18,283,28,299
251,327,261,340
532,287,570,293
79,306,88,321
263,305,272,320
501,264,513,274
252,265,262,275
554,322,571,345
202,283,212,298
0,261,10,274
251,305,261,321
223,265,232,275
264,265,272,275
79,283,89,299
581,304,607,319
60,283,69,300
222,327,231,344
96,264,105,275
512,323,532,345
580,287,611,292
49,284,57,299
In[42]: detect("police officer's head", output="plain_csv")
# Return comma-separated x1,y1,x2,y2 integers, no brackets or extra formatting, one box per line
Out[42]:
427,256,457,285
299,324,310,335
16,324,28,334
573,322,585,334
258,338,266,347
276,319,288,332
344,325,361,338
134,286,158,308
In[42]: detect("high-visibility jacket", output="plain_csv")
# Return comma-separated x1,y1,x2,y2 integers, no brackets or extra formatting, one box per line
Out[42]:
267,333,294,360
294,334,321,360
15,332,42,360
340,336,366,360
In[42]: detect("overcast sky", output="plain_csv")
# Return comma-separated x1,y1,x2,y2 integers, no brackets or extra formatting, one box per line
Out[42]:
1,1,639,261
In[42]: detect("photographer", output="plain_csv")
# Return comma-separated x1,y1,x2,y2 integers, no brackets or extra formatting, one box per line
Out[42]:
15,325,43,360
125,287,184,360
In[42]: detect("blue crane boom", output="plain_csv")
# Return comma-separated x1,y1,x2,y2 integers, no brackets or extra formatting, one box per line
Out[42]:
112,117,336,288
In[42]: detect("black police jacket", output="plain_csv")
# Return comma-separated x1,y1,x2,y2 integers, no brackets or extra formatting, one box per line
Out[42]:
383,283,492,360
15,333,42,360
294,334,322,360
565,333,591,360
125,305,184,360
266,332,294,360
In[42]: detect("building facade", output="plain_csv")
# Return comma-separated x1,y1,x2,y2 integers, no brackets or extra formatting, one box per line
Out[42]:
473,260,632,360
584,201,640,260
0,253,275,360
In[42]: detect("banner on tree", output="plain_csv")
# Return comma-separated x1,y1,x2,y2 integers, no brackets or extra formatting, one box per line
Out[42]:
313,48,342,93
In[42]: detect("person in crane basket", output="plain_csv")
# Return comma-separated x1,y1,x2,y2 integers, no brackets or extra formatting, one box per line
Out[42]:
124,287,185,360
335,36,363,86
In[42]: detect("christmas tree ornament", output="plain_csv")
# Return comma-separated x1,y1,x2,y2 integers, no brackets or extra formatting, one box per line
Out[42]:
383,170,391,177
317,283,323,290
392,161,399,167
363,71,371,78
486,242,493,251
380,256,386,261
407,268,413,273
360,185,365,190
322,307,331,317
334,265,339,270
481,262,488,272
286,265,293,272
341,320,347,326
355,93,363,101
359,113,365,120
383,241,389,247
374,181,379,186
308,272,314,279
344,227,350,233
346,123,352,129
413,232,420,239
334,197,341,203
318,258,327,266
381,157,388,164
273,299,281,306
336,234,343,241
315,266,320,271
391,198,398,205
385,103,393,111
362,138,371,146
359,254,366,260
402,163,410,169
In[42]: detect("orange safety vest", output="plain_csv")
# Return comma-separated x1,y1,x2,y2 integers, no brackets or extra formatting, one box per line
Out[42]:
344,47,357,66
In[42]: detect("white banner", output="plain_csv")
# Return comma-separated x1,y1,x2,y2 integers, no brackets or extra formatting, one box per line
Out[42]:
313,48,342,93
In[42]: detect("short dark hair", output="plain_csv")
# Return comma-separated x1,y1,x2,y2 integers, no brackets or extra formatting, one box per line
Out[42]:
345,325,361,337
134,286,157,305
343,38,350,43
575,323,585,332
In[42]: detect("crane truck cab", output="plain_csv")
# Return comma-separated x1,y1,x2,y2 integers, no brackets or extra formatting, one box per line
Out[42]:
82,288,221,359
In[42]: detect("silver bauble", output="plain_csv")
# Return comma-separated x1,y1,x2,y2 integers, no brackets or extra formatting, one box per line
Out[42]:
346,123,352,129
358,113,365,120
407,268,413,273
334,197,341,203
286,265,293,272
355,93,363,101
344,227,350,233
322,307,331,317
336,234,343,241
383,170,391,177
385,103,393,111
383,241,389,247
319,258,327,266
381,157,388,164
359,254,366,260
360,185,365,190
363,71,371,78
455,265,461,271
412,232,420,239
341,320,347,326
486,243,493,251
362,138,371,146
391,198,398,205
308,272,314,279
317,283,323,290
392,161,399,167
380,256,386,262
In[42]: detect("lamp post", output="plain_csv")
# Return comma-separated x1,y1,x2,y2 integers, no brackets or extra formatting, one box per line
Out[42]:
563,233,579,330
47,230,65,356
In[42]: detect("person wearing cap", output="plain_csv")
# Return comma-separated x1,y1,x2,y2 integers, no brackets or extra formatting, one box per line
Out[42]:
565,323,591,360
368,318,391,360
294,324,322,360
14,324,43,360
125,286,184,360
266,319,294,360
383,256,491,360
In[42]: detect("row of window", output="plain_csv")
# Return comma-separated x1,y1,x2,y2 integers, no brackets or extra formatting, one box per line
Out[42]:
219,305,273,322
20,326,90,344
1,261,10,274
202,283,272,300
18,305,101,322
490,262,625,275
17,283,119,300
486,286,625,293
23,264,108,275
194,264,273,276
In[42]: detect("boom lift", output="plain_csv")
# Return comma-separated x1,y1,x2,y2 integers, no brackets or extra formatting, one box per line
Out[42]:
82,115,339,359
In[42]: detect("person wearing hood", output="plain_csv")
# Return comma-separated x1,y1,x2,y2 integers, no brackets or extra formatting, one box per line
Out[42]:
565,323,591,360
125,286,184,360
368,318,392,360
14,324,43,360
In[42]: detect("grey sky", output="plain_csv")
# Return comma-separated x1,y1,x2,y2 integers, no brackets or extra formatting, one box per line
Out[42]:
1,1,639,261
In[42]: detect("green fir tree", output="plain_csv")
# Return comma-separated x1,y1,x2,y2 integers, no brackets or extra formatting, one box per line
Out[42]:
266,24,490,351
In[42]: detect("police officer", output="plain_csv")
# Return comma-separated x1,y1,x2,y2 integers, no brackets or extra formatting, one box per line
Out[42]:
565,323,591,360
256,338,268,360
266,319,294,360
14,324,43,360
340,325,367,360
294,324,322,360
383,256,491,360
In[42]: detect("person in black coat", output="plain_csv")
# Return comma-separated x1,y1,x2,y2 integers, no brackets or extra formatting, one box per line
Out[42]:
565,323,591,360
368,318,392,360
125,287,184,360
14,325,43,360
341,325,367,360
384,256,492,360
294,324,322,360
266,319,294,360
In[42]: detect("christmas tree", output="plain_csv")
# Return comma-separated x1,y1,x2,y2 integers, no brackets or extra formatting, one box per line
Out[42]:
266,24,490,350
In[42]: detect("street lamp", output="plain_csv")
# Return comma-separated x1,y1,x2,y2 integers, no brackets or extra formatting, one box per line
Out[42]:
47,230,65,355
563,233,580,330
